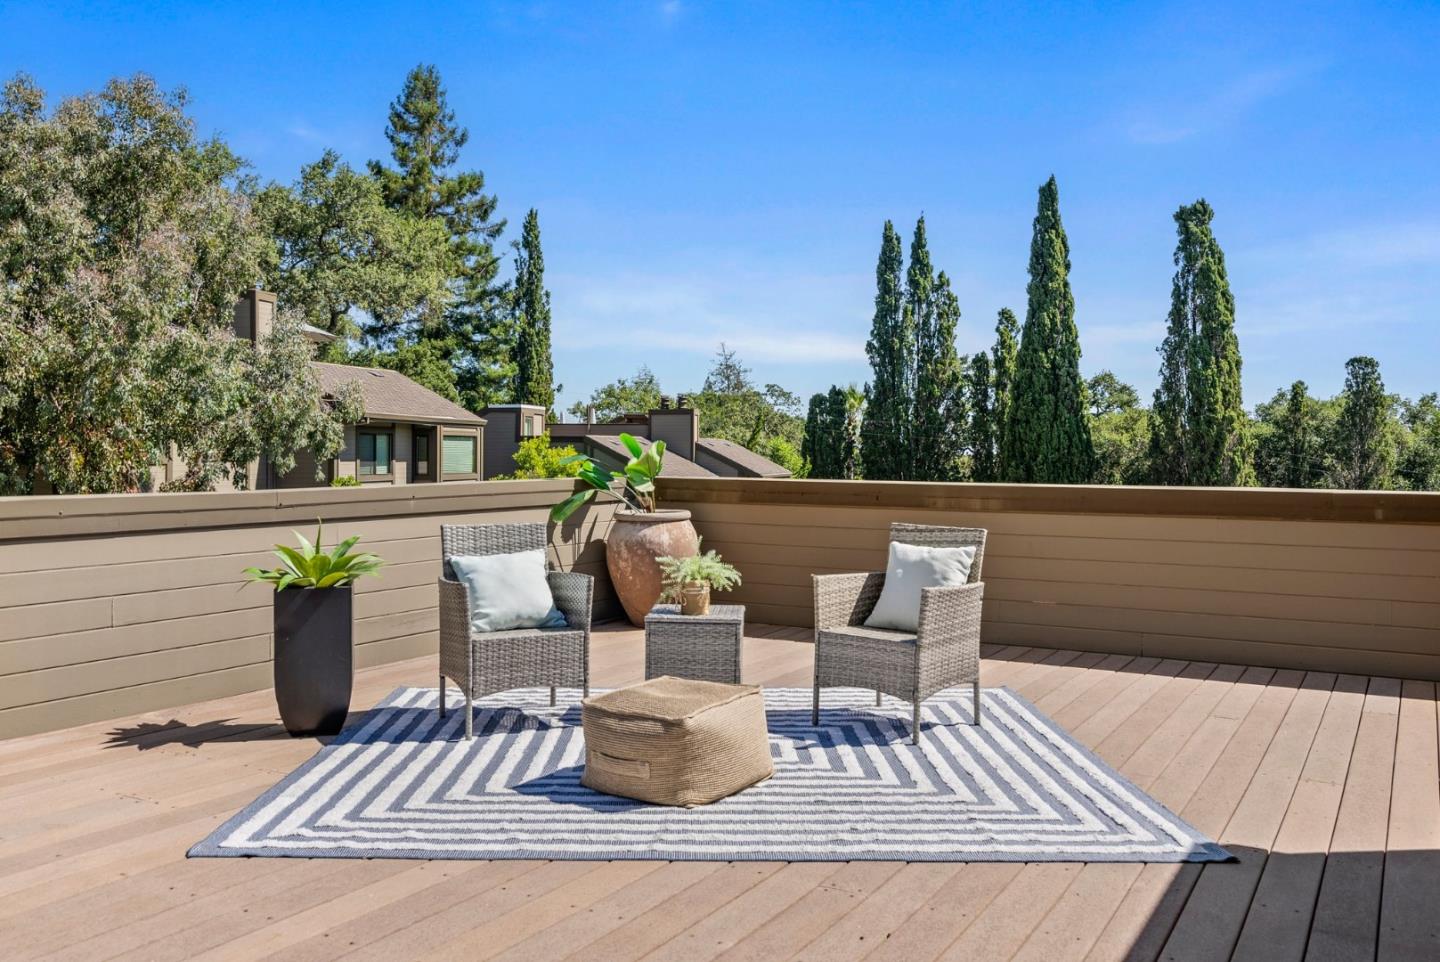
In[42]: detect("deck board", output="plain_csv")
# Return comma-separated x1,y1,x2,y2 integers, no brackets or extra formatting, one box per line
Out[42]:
0,622,1434,962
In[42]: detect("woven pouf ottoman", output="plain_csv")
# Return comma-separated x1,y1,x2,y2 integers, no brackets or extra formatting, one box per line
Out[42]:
580,676,773,807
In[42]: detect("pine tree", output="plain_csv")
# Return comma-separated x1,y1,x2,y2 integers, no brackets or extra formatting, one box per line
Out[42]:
991,307,1019,477
1147,200,1254,486
511,208,554,412
862,221,911,480
1329,357,1395,490
966,352,997,481
369,65,508,409
1000,177,1094,483
836,386,863,480
802,393,827,476
910,220,967,480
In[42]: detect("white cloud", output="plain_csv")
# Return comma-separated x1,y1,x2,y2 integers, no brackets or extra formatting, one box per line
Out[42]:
1120,64,1311,145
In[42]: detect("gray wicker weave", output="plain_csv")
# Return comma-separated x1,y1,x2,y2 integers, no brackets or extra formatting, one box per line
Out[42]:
812,523,986,744
644,604,746,684
438,522,593,739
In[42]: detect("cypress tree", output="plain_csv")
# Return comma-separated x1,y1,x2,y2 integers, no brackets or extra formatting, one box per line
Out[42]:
1147,200,1254,486
992,307,1019,477
369,65,508,408
966,352,997,481
1330,356,1395,490
862,221,911,480
802,393,828,476
511,208,554,413
912,218,967,480
803,385,862,479
1255,380,1327,488
1000,177,1094,483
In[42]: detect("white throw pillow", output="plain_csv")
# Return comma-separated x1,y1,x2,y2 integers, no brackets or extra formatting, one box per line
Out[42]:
863,541,977,633
449,549,567,633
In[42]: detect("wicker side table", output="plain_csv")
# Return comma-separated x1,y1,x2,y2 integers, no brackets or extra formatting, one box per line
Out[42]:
644,604,745,684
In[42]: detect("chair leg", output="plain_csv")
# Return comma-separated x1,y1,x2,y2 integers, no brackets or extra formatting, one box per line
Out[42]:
912,700,922,745
439,674,447,718
812,684,820,727
549,686,557,707
973,681,981,725
875,689,882,707
464,692,474,740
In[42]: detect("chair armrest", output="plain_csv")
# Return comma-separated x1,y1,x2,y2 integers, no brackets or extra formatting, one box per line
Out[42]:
916,581,985,647
813,571,886,633
547,570,594,633
439,576,472,649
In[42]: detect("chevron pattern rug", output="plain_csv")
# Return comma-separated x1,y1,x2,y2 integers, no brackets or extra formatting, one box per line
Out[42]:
191,686,1229,863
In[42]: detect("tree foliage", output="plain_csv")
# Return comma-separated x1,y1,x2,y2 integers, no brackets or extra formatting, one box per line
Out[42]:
566,366,662,422
965,352,997,482
912,232,968,481
861,221,911,480
256,150,452,340
1000,177,1094,483
991,307,1020,478
511,208,554,413
803,385,862,479
692,345,803,452
1147,200,1254,486
0,74,353,494
368,64,509,409
1327,356,1396,490
1253,381,1331,489
495,434,582,480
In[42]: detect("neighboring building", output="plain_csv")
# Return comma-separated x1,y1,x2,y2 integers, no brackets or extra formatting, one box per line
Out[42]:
480,395,792,480
220,290,486,489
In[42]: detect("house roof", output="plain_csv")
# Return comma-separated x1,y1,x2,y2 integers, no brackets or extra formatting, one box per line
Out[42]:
312,362,485,426
584,434,715,478
697,437,793,478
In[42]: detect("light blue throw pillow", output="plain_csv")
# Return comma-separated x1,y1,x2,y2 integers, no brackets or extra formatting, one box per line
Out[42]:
449,549,568,633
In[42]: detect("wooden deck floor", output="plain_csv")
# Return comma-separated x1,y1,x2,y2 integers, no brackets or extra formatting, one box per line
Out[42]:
1,623,1436,962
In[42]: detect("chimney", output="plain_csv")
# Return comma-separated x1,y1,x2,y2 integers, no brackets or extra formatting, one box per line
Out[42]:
586,405,596,426
232,288,277,344
648,398,698,462
659,395,674,411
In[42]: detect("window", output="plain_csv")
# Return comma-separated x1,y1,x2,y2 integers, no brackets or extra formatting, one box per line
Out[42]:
413,432,431,479
521,413,542,437
357,429,392,477
442,433,478,478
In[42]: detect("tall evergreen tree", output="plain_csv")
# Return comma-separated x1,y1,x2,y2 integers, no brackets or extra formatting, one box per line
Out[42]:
1146,200,1254,486
511,208,554,412
911,219,967,480
1254,380,1328,488
369,64,508,409
1000,177,1094,483
966,352,997,482
1329,356,1395,490
862,221,911,480
802,385,860,479
836,386,863,480
991,307,1020,477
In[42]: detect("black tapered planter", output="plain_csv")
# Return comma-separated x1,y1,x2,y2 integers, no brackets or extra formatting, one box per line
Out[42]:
272,586,353,736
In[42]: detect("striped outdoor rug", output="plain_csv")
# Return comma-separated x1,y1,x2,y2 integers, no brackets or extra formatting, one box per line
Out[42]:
190,686,1229,863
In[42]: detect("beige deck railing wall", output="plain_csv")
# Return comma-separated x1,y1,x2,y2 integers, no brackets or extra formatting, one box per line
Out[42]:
660,478,1440,682
0,481,616,740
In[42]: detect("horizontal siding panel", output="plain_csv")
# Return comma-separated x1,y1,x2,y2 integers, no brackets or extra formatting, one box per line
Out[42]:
0,608,272,677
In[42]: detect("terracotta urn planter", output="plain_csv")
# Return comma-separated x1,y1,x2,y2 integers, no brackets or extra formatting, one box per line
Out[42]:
606,509,699,625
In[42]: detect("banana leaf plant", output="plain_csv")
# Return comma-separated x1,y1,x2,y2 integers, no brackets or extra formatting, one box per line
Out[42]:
550,432,665,522
243,521,384,590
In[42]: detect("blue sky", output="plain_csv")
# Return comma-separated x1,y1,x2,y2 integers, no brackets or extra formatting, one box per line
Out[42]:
4,0,1438,414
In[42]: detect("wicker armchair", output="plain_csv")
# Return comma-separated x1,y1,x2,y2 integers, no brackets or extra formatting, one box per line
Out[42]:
811,523,986,744
438,522,593,739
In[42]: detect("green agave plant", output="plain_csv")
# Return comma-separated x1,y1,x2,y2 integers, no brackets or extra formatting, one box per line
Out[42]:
243,521,384,590
550,432,665,523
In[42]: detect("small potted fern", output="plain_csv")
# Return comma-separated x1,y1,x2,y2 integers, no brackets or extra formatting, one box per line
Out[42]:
244,522,383,736
656,544,742,616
